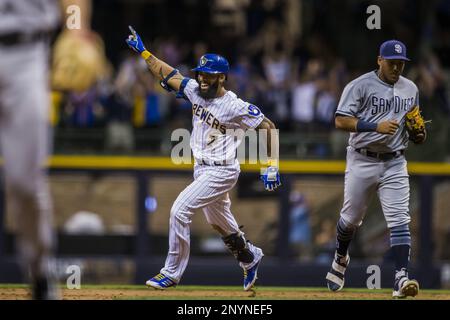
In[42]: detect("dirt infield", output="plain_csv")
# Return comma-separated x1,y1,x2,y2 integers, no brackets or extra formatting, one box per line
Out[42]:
1,285,450,300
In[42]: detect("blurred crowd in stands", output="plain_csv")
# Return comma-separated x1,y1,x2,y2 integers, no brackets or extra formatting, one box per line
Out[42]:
51,0,450,161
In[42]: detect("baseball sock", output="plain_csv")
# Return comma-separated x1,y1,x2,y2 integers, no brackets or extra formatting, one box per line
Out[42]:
390,224,411,273
336,218,356,257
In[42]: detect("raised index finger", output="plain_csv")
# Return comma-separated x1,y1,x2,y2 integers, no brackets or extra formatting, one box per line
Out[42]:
128,25,137,37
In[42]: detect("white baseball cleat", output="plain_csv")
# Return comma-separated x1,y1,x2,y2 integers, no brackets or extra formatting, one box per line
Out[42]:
326,251,350,292
392,269,419,298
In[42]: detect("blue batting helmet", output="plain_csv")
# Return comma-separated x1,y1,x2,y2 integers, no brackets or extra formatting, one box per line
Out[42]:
192,53,230,74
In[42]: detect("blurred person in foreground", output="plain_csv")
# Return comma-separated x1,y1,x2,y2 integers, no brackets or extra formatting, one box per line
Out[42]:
0,0,100,299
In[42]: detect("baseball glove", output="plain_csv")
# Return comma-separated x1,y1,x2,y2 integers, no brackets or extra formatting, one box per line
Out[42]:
405,106,430,144
51,30,111,92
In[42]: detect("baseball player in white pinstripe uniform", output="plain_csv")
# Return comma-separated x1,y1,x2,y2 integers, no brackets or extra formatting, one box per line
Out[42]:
126,27,281,291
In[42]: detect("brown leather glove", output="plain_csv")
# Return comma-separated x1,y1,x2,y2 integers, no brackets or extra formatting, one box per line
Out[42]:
51,30,111,92
405,106,430,144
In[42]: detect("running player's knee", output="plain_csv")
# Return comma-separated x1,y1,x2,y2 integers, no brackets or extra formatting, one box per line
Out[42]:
336,217,359,241
387,216,411,229
221,232,254,263
8,178,39,203
340,216,359,230
339,213,362,229
170,201,191,224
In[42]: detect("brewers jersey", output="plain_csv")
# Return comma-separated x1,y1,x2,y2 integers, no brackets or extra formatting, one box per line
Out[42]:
182,78,265,164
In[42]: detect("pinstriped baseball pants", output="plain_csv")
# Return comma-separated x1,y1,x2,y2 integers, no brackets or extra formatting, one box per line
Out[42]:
160,163,263,282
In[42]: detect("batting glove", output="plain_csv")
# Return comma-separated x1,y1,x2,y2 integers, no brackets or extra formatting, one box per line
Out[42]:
260,166,281,191
125,25,146,54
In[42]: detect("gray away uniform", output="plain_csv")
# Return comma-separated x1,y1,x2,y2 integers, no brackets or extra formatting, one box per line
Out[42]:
0,0,60,280
335,71,419,228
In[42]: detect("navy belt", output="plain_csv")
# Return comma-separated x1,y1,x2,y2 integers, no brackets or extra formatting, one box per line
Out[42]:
0,31,48,46
355,148,404,161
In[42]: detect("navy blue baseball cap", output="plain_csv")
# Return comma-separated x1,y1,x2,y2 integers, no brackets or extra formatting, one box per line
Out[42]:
379,40,410,61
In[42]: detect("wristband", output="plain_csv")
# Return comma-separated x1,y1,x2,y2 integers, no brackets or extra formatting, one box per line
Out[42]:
141,50,152,60
267,159,278,167
356,120,377,132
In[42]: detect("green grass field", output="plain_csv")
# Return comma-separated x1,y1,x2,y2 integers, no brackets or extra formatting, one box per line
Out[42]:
1,284,450,300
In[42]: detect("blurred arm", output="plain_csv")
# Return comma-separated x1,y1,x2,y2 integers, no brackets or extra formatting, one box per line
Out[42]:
257,117,279,166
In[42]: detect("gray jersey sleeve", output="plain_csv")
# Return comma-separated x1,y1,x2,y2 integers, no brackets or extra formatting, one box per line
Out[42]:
335,81,364,117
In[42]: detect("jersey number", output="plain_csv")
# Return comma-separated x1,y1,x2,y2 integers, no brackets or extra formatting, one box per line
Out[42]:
207,135,217,146
248,104,261,116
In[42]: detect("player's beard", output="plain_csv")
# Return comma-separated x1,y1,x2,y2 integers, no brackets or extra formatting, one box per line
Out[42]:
198,79,220,99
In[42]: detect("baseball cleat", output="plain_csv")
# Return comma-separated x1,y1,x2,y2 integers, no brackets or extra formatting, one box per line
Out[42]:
326,252,350,292
243,258,262,291
392,269,419,298
146,273,177,290
32,277,61,300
